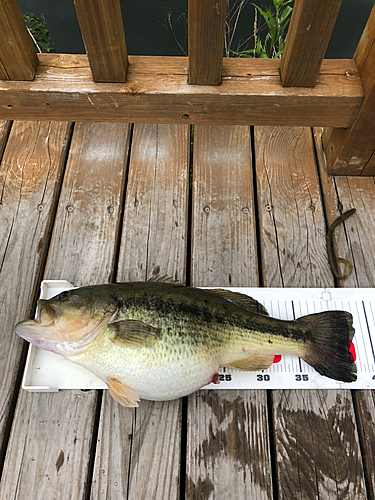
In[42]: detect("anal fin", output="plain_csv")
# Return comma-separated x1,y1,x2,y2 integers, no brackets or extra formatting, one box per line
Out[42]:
107,377,140,407
225,354,274,371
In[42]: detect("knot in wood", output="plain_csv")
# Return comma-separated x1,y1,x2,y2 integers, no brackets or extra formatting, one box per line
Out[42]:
66,205,74,213
181,114,189,120
345,70,359,78
242,207,249,214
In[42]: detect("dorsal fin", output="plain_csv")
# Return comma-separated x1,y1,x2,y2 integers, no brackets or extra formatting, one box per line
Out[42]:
207,289,269,316
147,274,180,284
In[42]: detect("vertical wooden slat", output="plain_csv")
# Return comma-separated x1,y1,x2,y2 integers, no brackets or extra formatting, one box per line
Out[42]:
188,0,227,85
0,123,130,500
187,125,272,499
0,0,38,80
280,0,342,87
323,5,375,175
91,124,190,500
255,126,367,498
73,0,128,82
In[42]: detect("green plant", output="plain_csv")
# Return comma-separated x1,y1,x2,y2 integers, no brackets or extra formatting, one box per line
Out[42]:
23,13,56,53
232,0,293,58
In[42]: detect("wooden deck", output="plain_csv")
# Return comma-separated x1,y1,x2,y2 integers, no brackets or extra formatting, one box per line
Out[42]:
0,121,374,499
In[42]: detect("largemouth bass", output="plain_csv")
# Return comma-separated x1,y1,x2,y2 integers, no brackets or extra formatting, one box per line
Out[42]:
15,282,356,407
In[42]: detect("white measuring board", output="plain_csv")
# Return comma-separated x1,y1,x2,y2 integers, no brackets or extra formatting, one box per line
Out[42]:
22,281,375,392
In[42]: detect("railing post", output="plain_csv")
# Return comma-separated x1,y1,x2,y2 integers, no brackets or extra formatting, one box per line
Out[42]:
323,5,375,175
0,0,38,80
280,0,342,87
73,0,128,83
188,0,227,85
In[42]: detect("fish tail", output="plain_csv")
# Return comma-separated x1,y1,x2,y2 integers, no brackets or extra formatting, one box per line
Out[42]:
297,311,357,382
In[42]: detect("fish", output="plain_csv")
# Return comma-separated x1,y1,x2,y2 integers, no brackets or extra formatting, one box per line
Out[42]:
15,281,357,407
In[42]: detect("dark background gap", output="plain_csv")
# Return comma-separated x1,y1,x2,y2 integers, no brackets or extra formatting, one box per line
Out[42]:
18,0,374,58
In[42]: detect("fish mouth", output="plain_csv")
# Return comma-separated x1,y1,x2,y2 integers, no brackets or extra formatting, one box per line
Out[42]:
14,300,59,341
15,319,49,341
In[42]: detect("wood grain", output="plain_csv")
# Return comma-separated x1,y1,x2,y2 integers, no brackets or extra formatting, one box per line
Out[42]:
187,125,272,499
255,126,366,498
280,0,342,87
45,122,131,284
255,127,333,287
36,54,362,78
0,391,98,499
272,390,366,499
323,5,375,175
188,0,227,85
187,390,272,499
0,55,363,127
118,124,190,283
0,123,130,500
191,125,258,287
0,0,38,80
356,391,375,499
315,126,375,495
91,124,190,500
315,127,375,287
0,120,70,463
73,0,128,82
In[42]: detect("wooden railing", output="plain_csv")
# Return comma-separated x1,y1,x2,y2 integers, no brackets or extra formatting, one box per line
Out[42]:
0,0,374,176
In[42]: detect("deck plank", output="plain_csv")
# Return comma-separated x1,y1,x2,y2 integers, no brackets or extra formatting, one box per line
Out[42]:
0,123,130,500
91,124,190,500
255,126,367,499
191,125,258,287
187,125,272,499
314,126,375,496
256,126,332,287
0,121,71,465
315,127,375,287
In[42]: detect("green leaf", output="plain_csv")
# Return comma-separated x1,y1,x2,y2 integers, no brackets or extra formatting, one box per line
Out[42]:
280,5,293,23
23,12,55,53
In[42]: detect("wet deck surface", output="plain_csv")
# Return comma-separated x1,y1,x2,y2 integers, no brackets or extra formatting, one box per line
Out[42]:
0,121,374,499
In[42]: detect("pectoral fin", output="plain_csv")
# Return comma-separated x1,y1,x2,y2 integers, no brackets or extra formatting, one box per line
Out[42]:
225,354,274,371
109,320,161,348
107,377,140,407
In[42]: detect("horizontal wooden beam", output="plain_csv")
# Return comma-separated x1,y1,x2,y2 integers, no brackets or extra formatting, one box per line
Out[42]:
0,55,363,127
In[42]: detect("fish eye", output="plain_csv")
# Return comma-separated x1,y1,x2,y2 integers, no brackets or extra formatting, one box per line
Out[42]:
59,291,71,300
